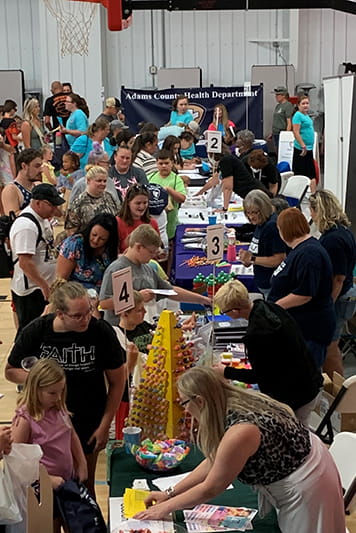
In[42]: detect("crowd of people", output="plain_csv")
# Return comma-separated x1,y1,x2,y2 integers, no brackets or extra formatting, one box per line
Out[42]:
0,80,353,533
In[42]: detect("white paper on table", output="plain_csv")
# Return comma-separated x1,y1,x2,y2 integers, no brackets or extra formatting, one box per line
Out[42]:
109,497,174,533
150,289,177,296
152,472,234,491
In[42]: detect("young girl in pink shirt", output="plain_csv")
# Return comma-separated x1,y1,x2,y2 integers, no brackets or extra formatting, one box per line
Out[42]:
12,358,87,532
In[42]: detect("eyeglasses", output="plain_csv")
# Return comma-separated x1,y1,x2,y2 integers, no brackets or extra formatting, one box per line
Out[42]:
143,245,158,256
220,308,238,315
63,306,92,321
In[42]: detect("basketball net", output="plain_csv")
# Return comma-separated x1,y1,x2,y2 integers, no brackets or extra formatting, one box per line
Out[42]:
43,0,98,56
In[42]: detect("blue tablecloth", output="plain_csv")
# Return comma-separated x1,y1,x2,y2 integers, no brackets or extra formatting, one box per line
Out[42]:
173,224,257,292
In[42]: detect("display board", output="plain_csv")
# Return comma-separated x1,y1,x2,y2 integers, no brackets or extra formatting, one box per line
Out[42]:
157,68,202,89
0,70,25,113
323,74,356,234
251,65,295,137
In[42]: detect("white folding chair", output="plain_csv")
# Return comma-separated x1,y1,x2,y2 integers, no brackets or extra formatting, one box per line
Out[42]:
282,175,310,208
278,171,294,194
329,431,356,515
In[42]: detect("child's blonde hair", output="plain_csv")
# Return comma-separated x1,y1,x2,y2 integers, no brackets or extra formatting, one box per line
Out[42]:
17,359,68,421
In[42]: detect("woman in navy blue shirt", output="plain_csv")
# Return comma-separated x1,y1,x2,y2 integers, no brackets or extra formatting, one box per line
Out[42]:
239,190,286,299
310,190,356,377
268,207,335,368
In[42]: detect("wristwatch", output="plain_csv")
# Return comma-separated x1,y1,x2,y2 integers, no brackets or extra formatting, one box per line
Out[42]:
165,486,175,498
222,207,228,212
250,255,257,263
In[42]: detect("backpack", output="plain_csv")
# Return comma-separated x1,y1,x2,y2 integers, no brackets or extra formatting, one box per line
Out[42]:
0,211,43,279
146,182,169,216
55,479,107,533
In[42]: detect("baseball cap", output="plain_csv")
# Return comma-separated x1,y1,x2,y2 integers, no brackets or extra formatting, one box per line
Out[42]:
111,119,129,130
187,120,200,136
106,97,121,109
273,86,288,95
32,184,65,206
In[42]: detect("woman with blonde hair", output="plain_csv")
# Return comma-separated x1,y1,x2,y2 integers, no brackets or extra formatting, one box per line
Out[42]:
21,98,44,149
213,279,322,425
65,165,120,234
208,103,235,137
310,189,356,377
238,190,286,298
135,367,345,533
6,279,126,499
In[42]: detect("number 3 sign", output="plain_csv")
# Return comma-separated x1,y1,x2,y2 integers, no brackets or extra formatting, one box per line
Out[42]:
112,266,135,315
206,130,222,153
206,224,224,261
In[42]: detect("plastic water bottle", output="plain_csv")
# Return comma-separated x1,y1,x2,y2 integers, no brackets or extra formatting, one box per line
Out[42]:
55,131,62,147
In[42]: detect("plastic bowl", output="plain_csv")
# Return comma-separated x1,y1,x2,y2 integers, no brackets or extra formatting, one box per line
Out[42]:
134,438,190,472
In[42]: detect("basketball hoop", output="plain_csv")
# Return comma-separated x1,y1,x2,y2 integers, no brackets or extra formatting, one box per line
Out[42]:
43,0,98,56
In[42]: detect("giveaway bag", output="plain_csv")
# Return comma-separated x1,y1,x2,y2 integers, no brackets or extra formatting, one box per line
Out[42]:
55,479,107,533
3,443,43,533
0,458,22,525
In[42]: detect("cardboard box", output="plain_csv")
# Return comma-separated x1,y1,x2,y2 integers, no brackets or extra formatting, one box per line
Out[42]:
314,372,356,433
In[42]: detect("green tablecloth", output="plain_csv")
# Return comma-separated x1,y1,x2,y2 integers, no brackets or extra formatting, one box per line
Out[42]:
109,445,281,533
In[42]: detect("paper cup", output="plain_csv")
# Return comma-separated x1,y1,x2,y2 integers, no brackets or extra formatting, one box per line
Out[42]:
208,215,217,225
122,426,142,454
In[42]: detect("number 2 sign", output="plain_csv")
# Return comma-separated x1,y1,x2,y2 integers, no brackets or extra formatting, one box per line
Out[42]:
206,130,222,153
206,224,224,261
112,266,134,315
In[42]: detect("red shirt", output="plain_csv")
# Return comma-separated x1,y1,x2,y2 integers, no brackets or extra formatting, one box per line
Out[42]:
117,217,160,253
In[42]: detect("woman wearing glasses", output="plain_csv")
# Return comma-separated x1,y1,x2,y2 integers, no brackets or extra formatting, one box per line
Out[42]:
213,279,322,426
117,184,160,253
60,93,89,148
135,367,345,533
57,213,119,291
5,279,126,499
238,190,286,299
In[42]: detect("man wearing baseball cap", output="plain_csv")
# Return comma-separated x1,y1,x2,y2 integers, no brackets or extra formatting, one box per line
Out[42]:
97,97,124,124
9,184,65,334
271,86,294,153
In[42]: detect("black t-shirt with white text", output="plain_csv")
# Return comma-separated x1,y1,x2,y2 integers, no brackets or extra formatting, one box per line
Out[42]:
8,314,124,436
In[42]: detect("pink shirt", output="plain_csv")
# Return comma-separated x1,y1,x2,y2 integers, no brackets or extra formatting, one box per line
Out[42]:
14,405,74,480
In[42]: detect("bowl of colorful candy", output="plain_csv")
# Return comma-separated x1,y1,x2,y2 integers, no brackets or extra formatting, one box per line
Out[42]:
134,438,190,472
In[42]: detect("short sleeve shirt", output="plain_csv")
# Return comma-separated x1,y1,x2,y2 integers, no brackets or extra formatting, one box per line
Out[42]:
248,213,286,289
268,237,335,344
8,315,125,430
292,111,314,150
272,100,294,134
319,225,356,296
65,191,120,232
99,255,172,325
108,166,148,200
219,155,267,199
65,109,89,147
59,234,112,291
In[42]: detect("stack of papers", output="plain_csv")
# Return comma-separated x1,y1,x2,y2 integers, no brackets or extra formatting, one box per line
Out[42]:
184,504,257,532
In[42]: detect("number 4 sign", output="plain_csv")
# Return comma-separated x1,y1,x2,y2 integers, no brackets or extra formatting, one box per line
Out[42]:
206,224,224,261
206,130,222,153
112,267,135,315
